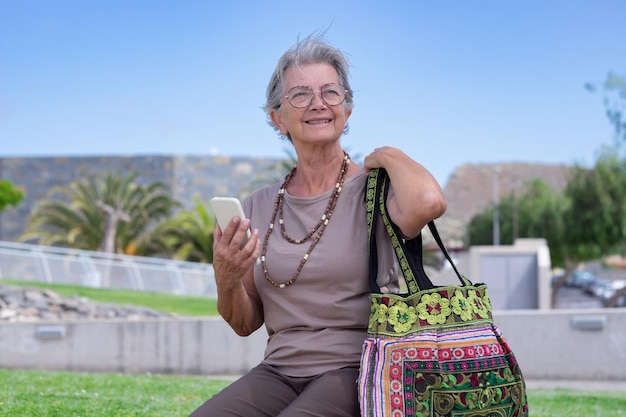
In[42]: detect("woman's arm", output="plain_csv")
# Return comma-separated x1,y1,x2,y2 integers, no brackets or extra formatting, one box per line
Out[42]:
364,146,447,239
212,216,264,336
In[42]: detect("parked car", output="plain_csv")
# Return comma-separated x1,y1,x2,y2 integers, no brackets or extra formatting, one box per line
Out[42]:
600,280,626,305
568,270,597,288
581,276,602,295
588,279,613,298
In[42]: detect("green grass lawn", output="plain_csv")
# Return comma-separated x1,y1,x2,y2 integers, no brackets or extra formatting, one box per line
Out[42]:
0,369,229,417
1,280,625,416
529,387,626,417
0,369,625,417
0,279,218,317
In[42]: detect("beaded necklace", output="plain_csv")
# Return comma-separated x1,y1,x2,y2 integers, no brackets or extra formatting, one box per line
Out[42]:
261,152,350,288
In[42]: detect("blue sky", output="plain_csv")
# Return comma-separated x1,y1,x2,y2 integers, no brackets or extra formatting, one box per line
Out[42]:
1,0,625,185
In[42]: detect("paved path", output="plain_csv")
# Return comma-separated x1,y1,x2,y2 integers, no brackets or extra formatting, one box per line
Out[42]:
526,379,626,392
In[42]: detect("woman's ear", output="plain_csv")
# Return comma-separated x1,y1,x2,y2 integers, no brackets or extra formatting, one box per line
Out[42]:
269,108,287,136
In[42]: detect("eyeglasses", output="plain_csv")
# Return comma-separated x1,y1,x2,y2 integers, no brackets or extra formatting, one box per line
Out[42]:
282,83,348,108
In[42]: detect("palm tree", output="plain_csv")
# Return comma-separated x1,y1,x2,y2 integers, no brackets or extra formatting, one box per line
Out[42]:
247,148,296,192
19,172,180,255
145,197,216,263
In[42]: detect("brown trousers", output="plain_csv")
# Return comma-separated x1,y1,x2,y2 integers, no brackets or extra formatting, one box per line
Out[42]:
188,364,361,417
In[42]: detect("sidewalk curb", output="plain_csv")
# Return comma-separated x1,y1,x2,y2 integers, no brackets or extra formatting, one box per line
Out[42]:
526,379,626,392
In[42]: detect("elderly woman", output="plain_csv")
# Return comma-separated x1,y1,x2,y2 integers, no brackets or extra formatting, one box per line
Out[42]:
189,36,446,417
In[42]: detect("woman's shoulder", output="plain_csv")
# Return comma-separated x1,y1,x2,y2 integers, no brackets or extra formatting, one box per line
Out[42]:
349,166,366,181
344,167,367,191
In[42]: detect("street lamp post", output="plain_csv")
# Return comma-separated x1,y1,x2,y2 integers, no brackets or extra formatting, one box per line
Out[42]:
493,166,501,246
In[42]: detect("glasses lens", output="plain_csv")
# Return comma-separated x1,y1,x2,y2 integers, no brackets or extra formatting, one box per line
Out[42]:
286,84,347,108
287,87,313,108
321,84,346,106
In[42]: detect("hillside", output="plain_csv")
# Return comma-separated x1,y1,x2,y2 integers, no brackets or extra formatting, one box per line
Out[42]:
436,162,573,244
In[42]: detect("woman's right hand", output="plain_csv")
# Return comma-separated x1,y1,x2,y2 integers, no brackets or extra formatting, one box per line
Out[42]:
213,216,260,290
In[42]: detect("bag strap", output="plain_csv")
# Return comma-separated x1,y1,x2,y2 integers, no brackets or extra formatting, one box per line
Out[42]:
426,220,470,287
366,168,470,295
367,168,433,293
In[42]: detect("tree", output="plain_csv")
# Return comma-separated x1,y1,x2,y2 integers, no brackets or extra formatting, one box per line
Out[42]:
560,150,626,307
143,197,216,263
582,71,626,307
248,148,298,192
564,152,625,257
0,180,24,211
516,180,569,267
467,149,626,307
467,178,571,307
586,72,626,146
543,149,626,307
19,172,180,254
466,178,567,264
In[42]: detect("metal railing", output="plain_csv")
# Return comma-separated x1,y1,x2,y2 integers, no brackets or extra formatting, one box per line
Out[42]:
0,240,216,297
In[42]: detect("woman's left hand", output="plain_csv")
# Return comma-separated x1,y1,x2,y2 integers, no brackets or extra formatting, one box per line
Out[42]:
363,146,447,238
363,146,393,171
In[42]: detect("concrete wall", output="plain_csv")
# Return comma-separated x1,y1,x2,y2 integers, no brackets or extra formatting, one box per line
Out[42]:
495,308,626,380
0,317,265,375
2,308,626,380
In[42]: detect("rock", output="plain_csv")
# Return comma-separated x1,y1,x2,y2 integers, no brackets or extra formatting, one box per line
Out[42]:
0,284,174,322
0,309,17,319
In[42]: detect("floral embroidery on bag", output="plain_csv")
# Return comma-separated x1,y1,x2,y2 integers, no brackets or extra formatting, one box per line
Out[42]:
468,289,491,319
483,288,493,312
370,302,389,328
450,289,474,321
368,286,495,336
387,301,418,333
416,292,452,325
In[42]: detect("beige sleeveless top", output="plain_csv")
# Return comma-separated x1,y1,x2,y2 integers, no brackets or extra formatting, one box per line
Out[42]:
244,169,402,377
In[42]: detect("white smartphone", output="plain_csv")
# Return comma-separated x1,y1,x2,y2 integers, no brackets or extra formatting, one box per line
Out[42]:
210,197,251,247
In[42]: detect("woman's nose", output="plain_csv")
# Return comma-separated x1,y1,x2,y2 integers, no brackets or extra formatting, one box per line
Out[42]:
308,90,327,109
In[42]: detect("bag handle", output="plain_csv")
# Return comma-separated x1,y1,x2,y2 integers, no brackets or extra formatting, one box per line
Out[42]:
366,168,470,295
367,168,433,293
426,219,469,288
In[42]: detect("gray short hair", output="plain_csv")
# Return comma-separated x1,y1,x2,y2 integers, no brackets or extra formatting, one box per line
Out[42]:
264,35,354,137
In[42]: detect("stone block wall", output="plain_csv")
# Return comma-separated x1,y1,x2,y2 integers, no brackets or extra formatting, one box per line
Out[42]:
0,155,285,241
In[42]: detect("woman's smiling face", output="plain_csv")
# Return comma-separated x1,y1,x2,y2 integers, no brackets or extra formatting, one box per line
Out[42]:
270,62,352,145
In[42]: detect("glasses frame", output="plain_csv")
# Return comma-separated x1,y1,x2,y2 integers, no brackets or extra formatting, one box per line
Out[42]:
282,83,348,109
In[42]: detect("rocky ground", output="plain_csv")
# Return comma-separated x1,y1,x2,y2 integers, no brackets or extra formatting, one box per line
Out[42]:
0,284,174,322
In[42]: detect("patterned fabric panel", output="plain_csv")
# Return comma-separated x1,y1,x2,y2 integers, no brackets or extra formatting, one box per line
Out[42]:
368,285,493,337
358,323,528,417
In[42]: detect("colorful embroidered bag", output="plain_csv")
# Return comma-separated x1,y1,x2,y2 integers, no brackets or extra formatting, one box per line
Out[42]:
358,169,528,417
